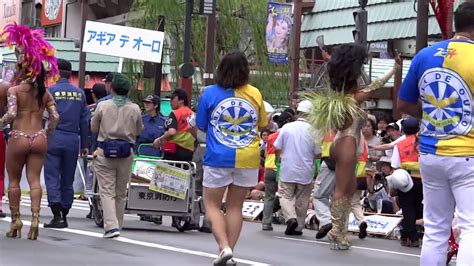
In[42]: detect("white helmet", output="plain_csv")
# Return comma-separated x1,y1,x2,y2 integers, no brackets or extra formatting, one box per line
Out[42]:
386,169,413,192
297,100,313,113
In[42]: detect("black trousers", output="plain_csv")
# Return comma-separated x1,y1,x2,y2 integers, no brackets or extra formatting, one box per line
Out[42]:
163,145,194,162
398,178,423,241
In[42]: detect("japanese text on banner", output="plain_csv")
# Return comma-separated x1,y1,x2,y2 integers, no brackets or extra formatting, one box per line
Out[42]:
149,162,190,200
82,21,165,63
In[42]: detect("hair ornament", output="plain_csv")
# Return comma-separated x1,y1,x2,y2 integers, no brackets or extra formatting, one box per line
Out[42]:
1,22,59,83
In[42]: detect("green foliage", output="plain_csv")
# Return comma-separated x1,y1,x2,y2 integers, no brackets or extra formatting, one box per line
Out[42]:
126,0,295,106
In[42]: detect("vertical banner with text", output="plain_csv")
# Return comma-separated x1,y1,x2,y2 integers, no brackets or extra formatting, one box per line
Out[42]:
266,2,293,64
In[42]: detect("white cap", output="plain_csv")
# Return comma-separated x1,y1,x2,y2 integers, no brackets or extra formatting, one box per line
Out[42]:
297,100,313,113
376,156,392,172
263,101,275,113
386,169,413,193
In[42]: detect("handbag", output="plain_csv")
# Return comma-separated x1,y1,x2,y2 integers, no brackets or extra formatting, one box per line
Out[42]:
101,139,133,158
162,142,177,155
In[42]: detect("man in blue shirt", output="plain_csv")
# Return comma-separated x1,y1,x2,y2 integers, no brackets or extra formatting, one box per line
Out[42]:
397,3,474,264
95,72,114,105
91,73,115,152
44,59,90,228
137,95,166,157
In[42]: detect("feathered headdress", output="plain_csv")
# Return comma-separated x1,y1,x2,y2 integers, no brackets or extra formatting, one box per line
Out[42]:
1,22,59,83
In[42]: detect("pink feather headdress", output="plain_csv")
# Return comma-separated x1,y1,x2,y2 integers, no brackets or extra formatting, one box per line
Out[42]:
1,22,59,83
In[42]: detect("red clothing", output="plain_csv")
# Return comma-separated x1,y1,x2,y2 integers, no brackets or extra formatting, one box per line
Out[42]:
264,131,280,169
258,166,265,183
0,133,5,206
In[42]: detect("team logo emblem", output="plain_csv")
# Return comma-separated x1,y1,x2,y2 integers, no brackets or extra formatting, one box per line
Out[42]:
419,68,472,138
211,98,258,148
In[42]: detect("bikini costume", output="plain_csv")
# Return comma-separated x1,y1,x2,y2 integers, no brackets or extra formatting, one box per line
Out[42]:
308,65,398,250
1,22,59,241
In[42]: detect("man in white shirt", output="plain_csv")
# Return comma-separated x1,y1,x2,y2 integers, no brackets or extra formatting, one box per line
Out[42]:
274,100,321,235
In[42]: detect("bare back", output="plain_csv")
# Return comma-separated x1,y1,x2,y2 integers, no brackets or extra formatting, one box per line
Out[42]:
10,83,53,134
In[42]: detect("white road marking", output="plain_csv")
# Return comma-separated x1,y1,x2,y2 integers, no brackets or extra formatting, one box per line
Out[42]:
0,217,269,266
275,236,421,258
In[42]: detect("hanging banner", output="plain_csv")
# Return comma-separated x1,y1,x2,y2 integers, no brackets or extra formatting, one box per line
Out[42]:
41,0,64,26
82,21,165,63
266,2,293,64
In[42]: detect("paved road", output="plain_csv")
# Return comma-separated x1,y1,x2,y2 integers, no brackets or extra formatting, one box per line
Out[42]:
0,196,440,266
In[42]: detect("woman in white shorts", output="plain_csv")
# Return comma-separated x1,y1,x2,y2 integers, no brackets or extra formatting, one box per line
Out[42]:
196,51,267,265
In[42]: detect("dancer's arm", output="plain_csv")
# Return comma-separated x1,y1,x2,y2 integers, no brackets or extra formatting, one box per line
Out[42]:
355,66,398,103
45,92,59,136
0,90,18,128
355,54,402,103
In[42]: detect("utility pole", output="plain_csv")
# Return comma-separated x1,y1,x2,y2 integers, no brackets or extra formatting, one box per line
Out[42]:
179,0,195,102
353,0,368,47
154,16,165,97
289,0,302,109
416,0,429,52
203,7,216,86
78,0,88,89
446,4,454,39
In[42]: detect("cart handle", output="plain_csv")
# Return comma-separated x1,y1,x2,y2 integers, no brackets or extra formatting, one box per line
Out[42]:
136,143,162,157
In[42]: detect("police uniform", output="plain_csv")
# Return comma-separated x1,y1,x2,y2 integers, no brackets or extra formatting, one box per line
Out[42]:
137,95,166,157
44,68,90,228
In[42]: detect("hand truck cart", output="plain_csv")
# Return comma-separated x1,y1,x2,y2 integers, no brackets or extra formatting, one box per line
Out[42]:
88,144,202,232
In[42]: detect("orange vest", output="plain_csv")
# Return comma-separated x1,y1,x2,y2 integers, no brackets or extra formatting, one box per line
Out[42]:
169,106,196,151
264,131,280,169
321,131,336,158
396,134,420,177
355,141,368,178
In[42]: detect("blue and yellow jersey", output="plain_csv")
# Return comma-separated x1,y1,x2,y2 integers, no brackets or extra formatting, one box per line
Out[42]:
399,40,474,156
196,84,268,168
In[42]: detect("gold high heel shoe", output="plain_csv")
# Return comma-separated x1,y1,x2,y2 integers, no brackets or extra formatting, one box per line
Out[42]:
28,212,40,240
6,209,23,238
328,197,352,250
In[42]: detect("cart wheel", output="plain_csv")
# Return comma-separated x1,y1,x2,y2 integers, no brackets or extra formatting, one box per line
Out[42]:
92,196,104,228
92,182,104,228
172,216,191,232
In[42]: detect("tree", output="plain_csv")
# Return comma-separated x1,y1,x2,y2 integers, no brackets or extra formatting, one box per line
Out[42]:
126,0,296,107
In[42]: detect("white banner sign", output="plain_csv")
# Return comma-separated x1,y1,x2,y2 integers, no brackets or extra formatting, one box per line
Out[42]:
348,213,402,235
82,21,165,63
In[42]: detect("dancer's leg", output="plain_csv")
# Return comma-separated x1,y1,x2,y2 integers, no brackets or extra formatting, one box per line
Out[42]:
25,136,47,240
5,137,28,238
328,136,357,250
224,184,249,250
332,137,357,200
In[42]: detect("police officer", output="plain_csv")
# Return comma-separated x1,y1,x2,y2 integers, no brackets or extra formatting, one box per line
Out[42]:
96,72,114,104
136,95,165,225
137,95,166,157
44,59,90,228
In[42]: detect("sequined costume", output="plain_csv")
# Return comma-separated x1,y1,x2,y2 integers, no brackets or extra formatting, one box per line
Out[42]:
1,23,59,241
309,65,397,250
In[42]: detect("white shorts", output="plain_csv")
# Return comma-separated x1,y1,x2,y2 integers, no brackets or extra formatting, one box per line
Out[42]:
203,166,259,188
